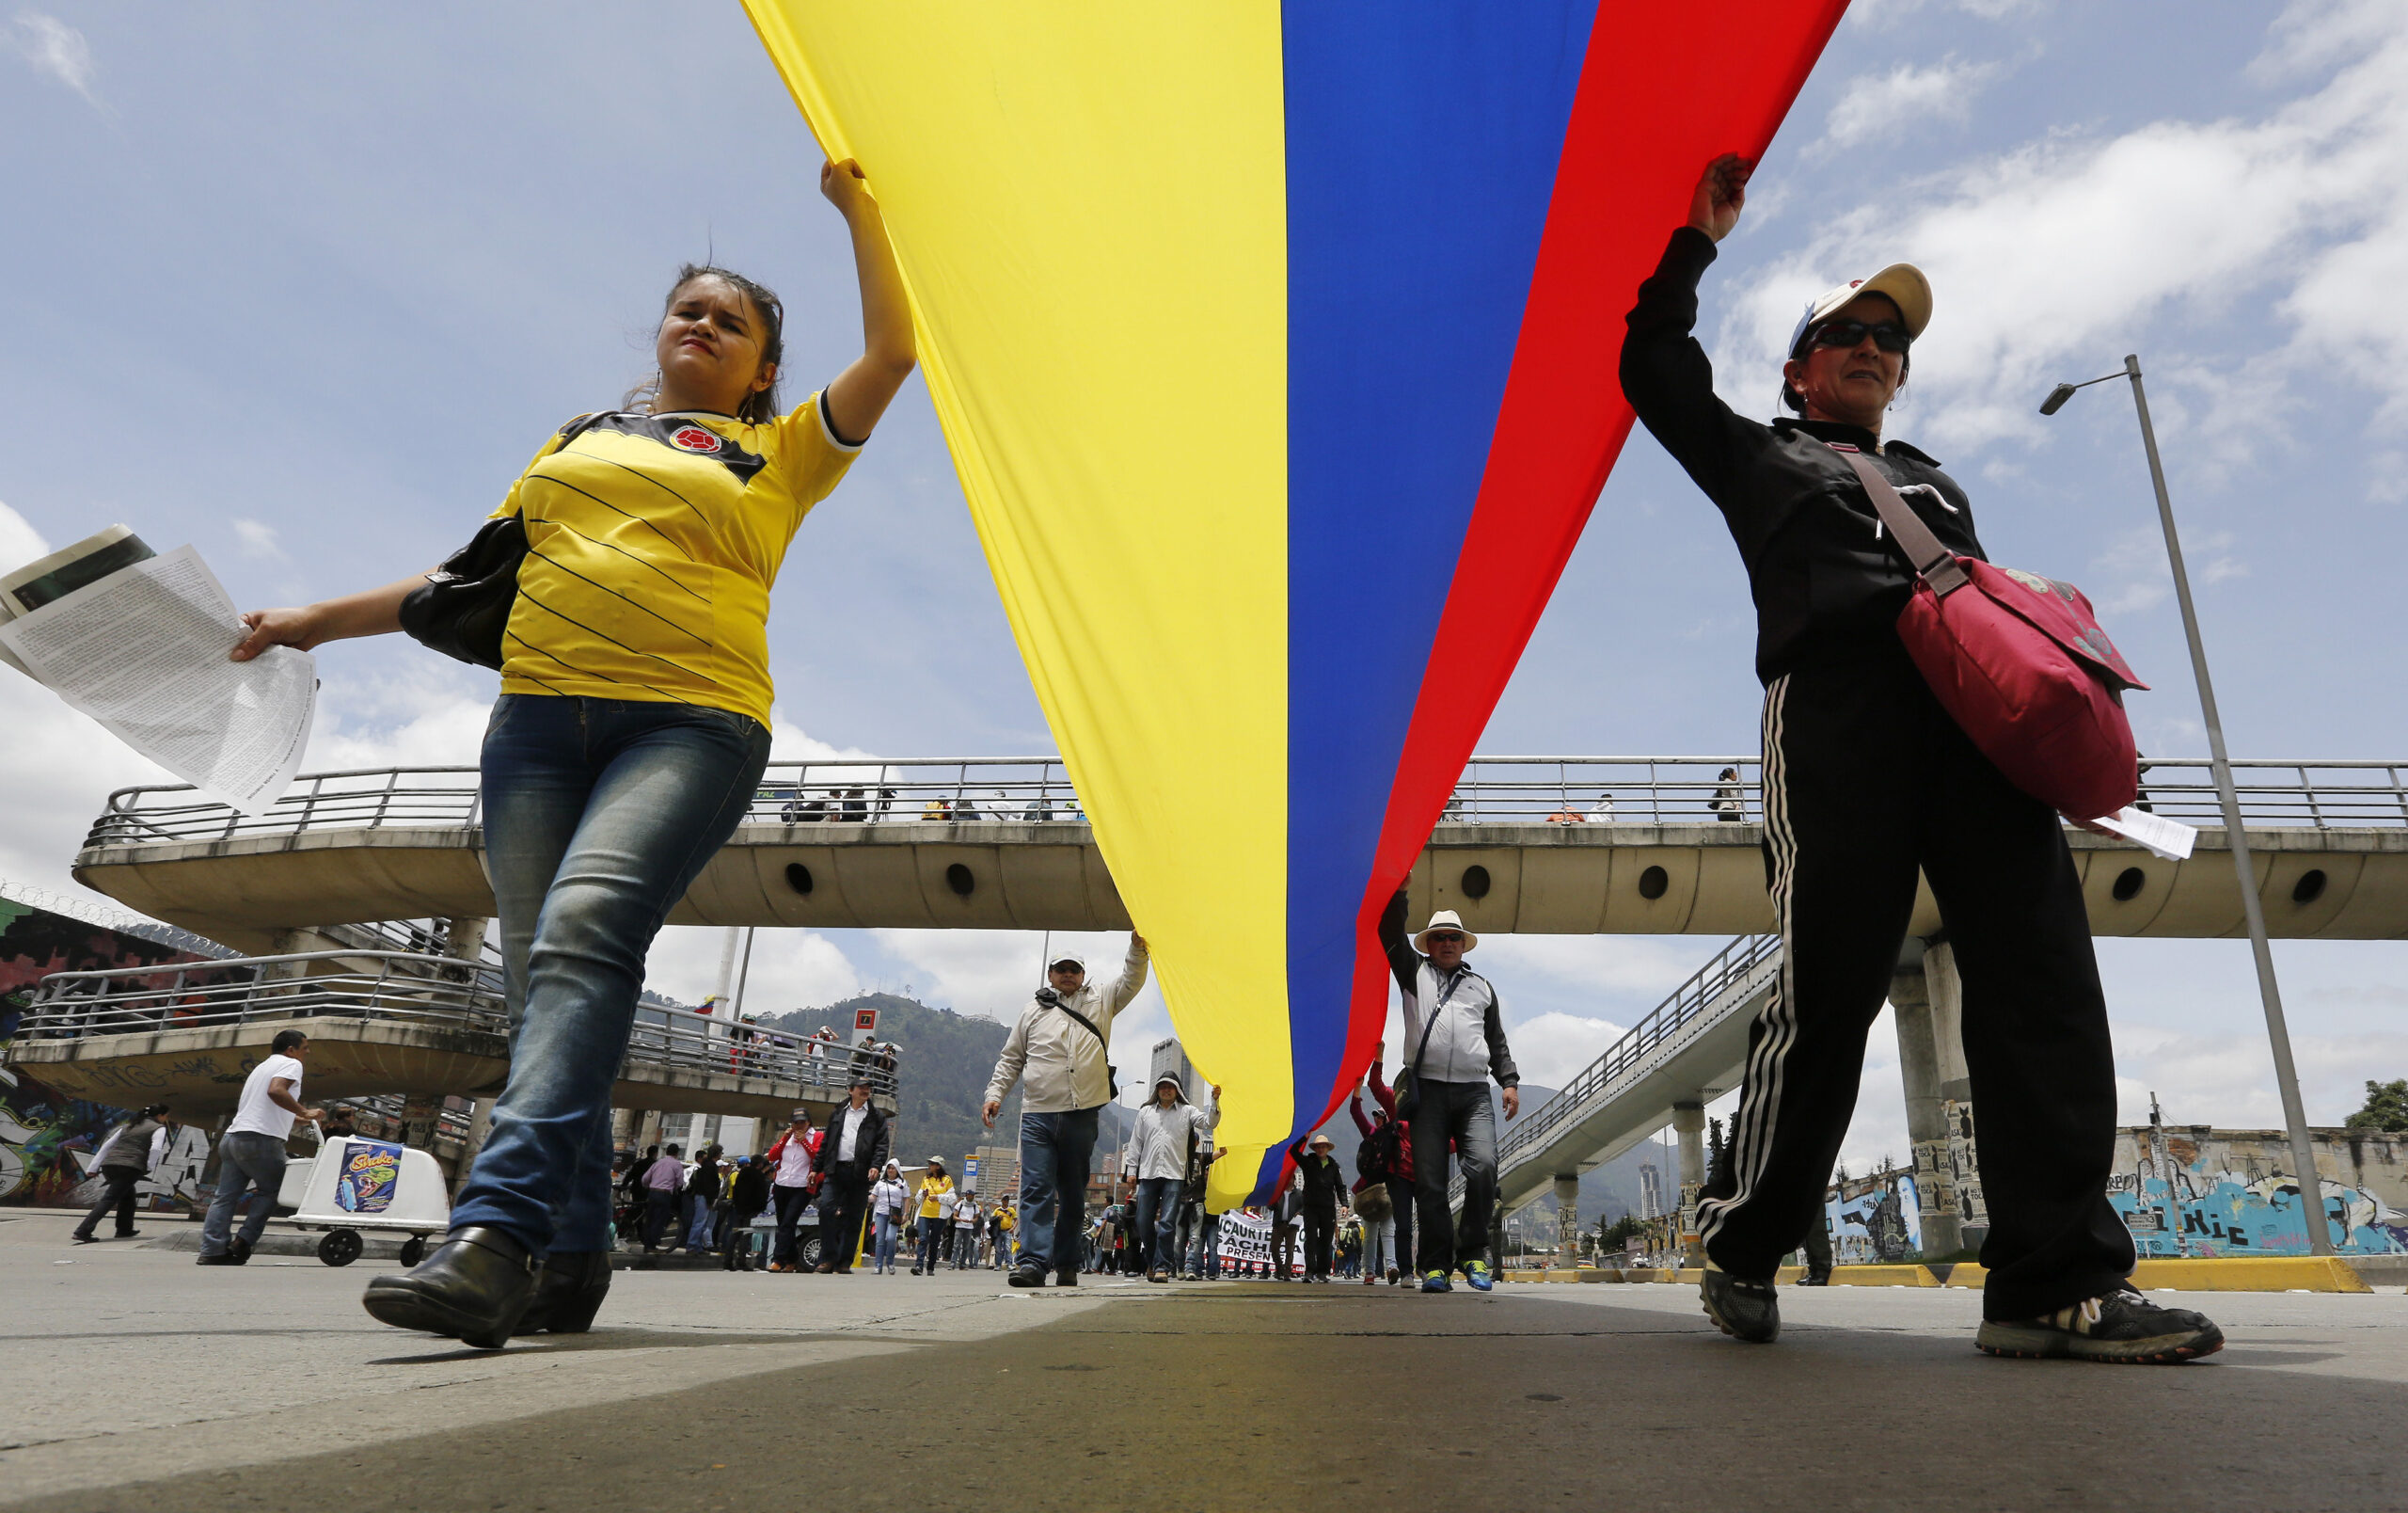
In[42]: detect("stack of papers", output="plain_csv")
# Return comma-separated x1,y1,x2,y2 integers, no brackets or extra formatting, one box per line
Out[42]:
0,528,314,815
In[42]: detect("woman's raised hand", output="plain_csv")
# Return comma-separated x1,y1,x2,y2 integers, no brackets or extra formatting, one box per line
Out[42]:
230,606,320,662
819,157,876,218
1687,153,1752,244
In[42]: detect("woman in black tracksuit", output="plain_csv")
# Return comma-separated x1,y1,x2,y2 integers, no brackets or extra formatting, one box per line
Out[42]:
1615,155,2220,1363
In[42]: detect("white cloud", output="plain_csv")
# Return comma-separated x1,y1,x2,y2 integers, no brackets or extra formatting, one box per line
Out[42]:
644,924,862,1015
1846,0,2043,27
1509,1011,1633,1091
8,12,98,105
1814,57,2000,157
0,497,46,577
1717,0,2408,455
230,518,285,563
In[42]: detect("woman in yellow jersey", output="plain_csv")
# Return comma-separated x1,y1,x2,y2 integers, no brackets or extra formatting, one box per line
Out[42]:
230,160,914,1347
911,1158,955,1277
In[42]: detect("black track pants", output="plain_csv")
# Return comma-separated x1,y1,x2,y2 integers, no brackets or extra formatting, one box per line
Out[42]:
1697,645,2136,1321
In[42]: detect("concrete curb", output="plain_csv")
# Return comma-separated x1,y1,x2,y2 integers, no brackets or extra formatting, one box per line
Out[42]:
1944,1256,2374,1294
1524,1258,2386,1292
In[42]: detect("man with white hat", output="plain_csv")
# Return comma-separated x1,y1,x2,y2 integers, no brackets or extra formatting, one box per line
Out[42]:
1608,153,2222,1365
982,933,1150,1288
1379,891,1520,1293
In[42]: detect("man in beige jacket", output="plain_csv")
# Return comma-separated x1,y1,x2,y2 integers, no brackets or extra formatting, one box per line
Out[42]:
982,935,1148,1287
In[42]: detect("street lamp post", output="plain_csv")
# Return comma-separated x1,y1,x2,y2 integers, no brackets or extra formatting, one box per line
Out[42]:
2041,356,2334,1255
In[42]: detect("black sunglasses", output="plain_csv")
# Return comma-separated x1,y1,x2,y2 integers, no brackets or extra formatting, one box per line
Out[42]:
1807,318,1912,355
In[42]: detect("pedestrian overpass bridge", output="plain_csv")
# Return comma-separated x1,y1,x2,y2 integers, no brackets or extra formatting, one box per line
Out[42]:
68,756,2408,953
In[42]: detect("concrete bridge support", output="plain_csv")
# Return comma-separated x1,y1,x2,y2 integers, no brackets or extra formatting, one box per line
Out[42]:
1892,937,1985,1258
1673,1103,1706,1265
1553,1174,1580,1263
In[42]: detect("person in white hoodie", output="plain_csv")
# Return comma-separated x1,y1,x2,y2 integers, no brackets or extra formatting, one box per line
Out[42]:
982,935,1149,1288
1121,1074,1221,1283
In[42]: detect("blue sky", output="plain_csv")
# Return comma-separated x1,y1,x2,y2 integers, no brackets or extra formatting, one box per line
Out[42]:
2,0,2400,1170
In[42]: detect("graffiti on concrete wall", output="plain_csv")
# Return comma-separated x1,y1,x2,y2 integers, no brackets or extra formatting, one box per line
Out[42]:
1826,1169,1923,1264
0,897,219,1206
2110,1167,2408,1257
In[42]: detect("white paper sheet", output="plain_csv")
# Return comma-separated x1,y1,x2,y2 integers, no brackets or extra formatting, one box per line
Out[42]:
0,545,314,814
2089,805,2198,861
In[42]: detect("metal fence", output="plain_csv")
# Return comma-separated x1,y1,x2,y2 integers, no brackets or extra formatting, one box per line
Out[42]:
18,950,896,1097
80,756,2408,852
1490,933,1782,1181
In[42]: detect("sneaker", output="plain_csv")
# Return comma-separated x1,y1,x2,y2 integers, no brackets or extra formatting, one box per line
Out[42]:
1975,1289,2225,1364
1420,1269,1452,1294
1700,1261,1780,1344
1149,1268,1168,1283
1007,1266,1047,1289
1385,1266,1399,1284
1465,1260,1494,1292
1797,1271,1830,1287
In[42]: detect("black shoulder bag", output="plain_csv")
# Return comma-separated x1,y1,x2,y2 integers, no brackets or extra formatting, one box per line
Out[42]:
399,413,605,669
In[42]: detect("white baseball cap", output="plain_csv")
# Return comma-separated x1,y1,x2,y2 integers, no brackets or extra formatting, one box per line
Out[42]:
1785,263,1932,358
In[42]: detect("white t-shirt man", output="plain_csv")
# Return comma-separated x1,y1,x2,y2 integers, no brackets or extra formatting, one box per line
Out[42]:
227,1054,306,1139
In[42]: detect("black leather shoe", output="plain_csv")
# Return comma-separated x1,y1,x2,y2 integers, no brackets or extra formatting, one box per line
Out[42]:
1054,1271,1079,1288
361,1226,537,1349
515,1250,611,1334
230,1236,253,1264
196,1250,242,1266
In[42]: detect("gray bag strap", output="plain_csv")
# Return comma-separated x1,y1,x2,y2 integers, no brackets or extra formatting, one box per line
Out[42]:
1836,450,1970,597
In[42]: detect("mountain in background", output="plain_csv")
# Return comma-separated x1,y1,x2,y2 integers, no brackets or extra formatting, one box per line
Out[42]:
758,994,1133,1183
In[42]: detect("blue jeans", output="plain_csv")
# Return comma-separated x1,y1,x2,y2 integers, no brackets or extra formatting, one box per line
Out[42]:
1014,1107,1100,1276
449,694,770,1255
1411,1079,1498,1275
1198,1211,1221,1278
873,1211,901,1271
685,1192,715,1249
1131,1176,1183,1275
200,1131,288,1256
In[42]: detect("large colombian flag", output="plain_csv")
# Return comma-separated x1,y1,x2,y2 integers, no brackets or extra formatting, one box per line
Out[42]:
746,2,1847,1208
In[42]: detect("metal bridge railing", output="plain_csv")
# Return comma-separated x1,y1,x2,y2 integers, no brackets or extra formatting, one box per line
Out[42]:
79,757,2408,852
16,951,897,1097
1487,932,1782,1184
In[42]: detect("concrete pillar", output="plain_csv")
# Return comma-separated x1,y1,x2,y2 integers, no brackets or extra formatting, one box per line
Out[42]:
1925,941,1986,1248
439,916,489,964
1891,939,1960,1258
1673,1103,1706,1266
1893,938,1986,1257
452,1098,496,1200
1554,1174,1581,1268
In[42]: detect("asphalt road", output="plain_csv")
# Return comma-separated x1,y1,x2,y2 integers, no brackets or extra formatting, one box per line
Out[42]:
6,1210,2404,1512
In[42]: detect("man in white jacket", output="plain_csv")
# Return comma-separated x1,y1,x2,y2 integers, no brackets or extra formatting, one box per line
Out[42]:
1121,1074,1221,1283
982,935,1149,1288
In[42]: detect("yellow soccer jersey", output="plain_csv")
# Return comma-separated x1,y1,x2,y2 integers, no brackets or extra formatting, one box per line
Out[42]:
486,396,861,725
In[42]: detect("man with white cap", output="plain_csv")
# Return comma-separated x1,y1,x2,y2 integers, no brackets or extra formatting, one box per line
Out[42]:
982,933,1150,1288
1379,891,1519,1294
1121,1071,1220,1282
1609,154,2221,1364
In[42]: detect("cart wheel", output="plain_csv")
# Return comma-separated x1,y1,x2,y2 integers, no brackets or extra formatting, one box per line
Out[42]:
318,1228,364,1267
798,1235,823,1271
399,1235,427,1266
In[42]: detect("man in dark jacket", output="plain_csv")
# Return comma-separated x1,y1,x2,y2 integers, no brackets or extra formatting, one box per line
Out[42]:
724,1157,771,1270
813,1075,892,1274
1381,892,1519,1293
72,1104,173,1244
1286,1132,1347,1282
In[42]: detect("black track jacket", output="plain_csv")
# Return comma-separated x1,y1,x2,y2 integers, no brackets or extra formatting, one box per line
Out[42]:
1620,227,1991,686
